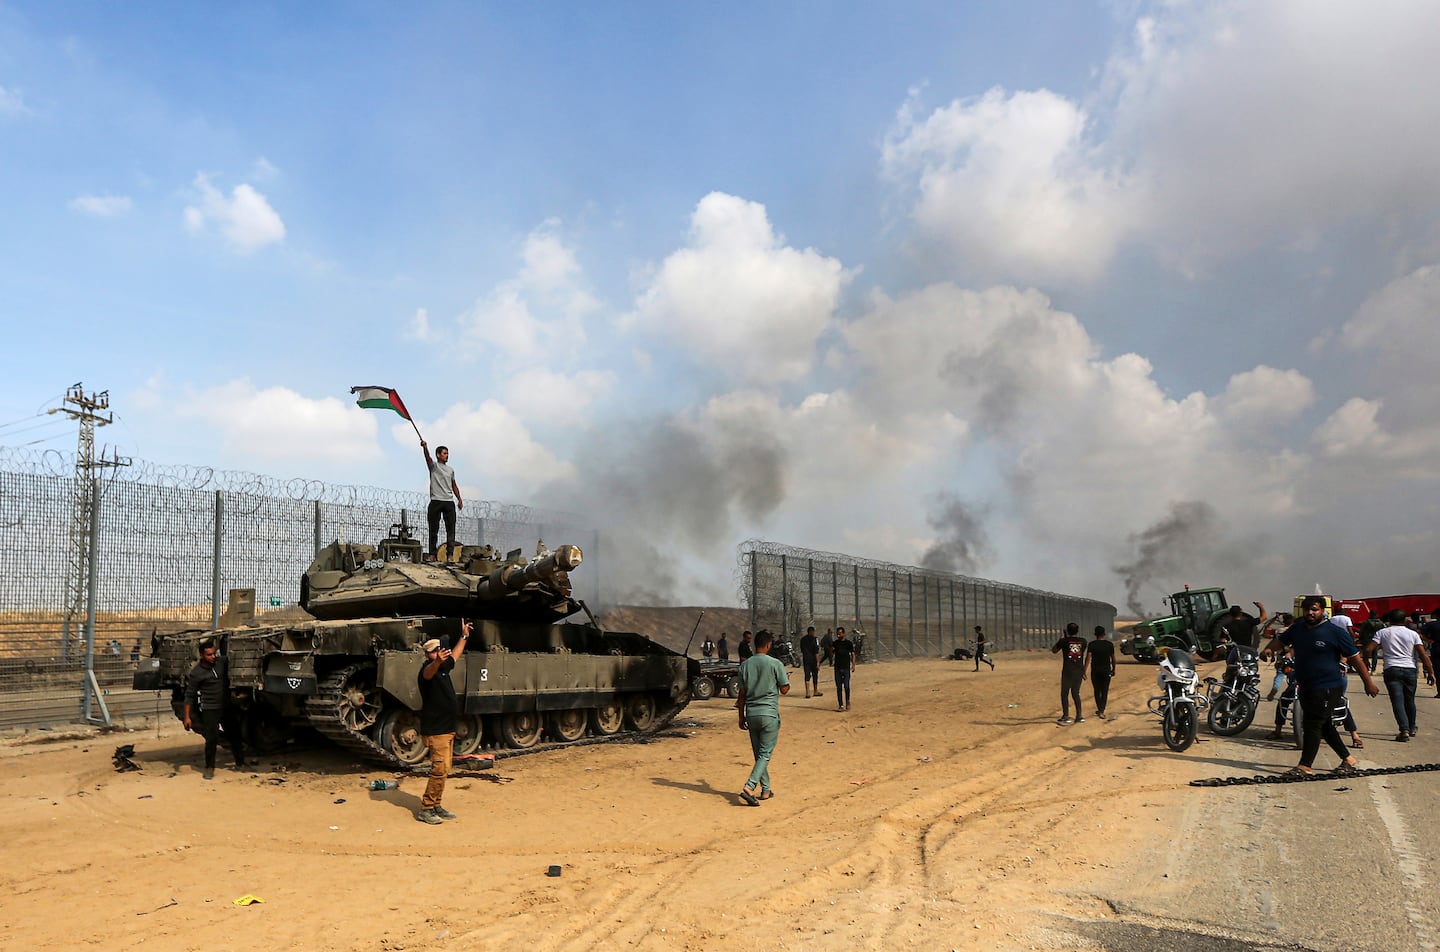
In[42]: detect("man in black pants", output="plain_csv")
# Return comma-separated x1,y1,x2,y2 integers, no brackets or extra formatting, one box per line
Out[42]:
973,625,994,671
421,440,464,560
182,638,246,780
1262,595,1379,776
1051,622,1088,725
832,627,856,711
800,625,822,698
1087,626,1116,719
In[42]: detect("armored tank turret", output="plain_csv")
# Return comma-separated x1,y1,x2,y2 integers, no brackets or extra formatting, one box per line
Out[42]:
136,520,697,769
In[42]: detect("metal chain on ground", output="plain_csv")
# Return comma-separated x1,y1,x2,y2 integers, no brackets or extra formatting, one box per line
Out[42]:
1190,763,1440,786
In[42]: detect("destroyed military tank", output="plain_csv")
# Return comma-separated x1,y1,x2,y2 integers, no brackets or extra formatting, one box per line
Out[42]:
135,520,698,769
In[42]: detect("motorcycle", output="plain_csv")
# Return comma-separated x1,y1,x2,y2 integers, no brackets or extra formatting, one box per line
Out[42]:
1204,644,1262,735
1147,648,1207,751
771,633,802,669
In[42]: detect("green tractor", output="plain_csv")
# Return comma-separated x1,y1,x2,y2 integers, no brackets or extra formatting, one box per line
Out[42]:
1120,586,1244,663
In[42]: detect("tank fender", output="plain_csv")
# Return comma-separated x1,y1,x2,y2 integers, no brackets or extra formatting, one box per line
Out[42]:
377,649,475,711
263,651,318,696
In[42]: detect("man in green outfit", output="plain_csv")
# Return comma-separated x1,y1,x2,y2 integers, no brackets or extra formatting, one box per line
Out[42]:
735,629,790,806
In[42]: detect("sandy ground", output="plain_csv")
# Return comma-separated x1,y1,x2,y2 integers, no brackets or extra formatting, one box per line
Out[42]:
0,654,1266,951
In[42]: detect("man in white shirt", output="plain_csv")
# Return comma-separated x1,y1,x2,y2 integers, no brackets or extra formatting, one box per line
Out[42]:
1367,610,1436,742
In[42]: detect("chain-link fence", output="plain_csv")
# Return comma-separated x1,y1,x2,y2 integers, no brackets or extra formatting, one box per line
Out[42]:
737,540,1116,660
0,446,598,729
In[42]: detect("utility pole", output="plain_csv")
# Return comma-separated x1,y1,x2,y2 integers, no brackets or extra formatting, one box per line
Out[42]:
52,383,128,660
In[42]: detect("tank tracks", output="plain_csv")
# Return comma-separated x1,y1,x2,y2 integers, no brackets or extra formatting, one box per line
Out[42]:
1190,762,1440,787
303,662,693,771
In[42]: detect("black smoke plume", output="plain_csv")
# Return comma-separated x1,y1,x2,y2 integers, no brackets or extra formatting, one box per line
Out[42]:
1112,500,1218,617
920,493,990,575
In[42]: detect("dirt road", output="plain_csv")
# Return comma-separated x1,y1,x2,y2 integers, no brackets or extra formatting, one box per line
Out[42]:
3,654,1434,951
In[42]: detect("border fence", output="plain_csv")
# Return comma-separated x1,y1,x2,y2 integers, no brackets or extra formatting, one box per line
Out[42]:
0,446,598,729
738,540,1116,660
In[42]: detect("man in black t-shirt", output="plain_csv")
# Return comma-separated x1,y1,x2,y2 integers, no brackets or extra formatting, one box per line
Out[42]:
416,620,470,825
800,625,822,698
1087,626,1117,719
738,630,754,661
716,632,730,662
831,627,857,711
1051,622,1088,725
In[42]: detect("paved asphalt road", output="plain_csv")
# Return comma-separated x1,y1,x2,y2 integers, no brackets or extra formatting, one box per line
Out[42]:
1069,683,1440,952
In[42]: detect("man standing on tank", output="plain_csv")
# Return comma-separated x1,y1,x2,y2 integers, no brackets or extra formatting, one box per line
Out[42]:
800,625,822,698
832,627,857,711
736,630,790,806
182,638,246,780
416,620,471,824
421,440,464,561
1087,626,1117,719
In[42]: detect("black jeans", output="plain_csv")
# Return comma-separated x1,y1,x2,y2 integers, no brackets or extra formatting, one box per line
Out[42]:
427,499,457,554
1060,671,1083,718
1384,667,1418,733
197,707,245,768
1299,686,1350,768
834,667,852,707
1092,674,1112,714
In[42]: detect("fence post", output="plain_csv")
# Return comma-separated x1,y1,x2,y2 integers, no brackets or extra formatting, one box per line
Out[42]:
211,490,223,630
749,552,758,633
80,476,101,722
313,499,322,557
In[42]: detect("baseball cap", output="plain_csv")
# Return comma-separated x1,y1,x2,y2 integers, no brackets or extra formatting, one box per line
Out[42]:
422,638,442,652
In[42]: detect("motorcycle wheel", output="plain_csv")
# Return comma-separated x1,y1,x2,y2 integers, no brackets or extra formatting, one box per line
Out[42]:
1291,696,1303,749
1208,694,1257,736
1163,701,1198,752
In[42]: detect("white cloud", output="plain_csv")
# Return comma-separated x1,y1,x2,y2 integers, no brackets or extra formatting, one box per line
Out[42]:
406,307,433,342
173,379,380,464
250,156,280,181
626,192,853,383
68,194,134,217
882,87,1137,282
183,173,286,253
504,368,617,420
0,85,28,117
1213,366,1316,431
457,222,596,361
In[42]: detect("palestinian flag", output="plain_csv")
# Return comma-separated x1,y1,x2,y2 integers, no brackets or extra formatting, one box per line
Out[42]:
350,386,412,420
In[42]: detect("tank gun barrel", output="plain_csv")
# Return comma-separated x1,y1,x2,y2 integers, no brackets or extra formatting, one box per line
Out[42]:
474,544,582,601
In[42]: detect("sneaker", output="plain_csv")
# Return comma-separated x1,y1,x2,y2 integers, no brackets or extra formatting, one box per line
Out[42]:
1096,711,1106,720
1056,717,1073,726
1075,716,1086,723
837,706,845,712
202,767,215,780
1396,732,1410,743
1409,729,1417,737
415,808,443,825
433,805,457,820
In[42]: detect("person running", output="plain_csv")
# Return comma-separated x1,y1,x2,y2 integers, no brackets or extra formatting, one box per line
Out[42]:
1262,595,1379,777
799,625,822,698
1087,626,1116,719
1051,622,1088,725
973,625,994,671
831,627,856,711
735,630,790,806
1367,609,1436,742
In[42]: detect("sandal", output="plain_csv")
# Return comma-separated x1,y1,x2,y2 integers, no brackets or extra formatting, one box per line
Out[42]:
1281,766,1313,778
1333,761,1359,776
759,791,775,801
739,787,760,807
1350,738,1365,749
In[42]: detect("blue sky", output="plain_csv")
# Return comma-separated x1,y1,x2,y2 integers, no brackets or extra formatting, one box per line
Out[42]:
4,1,1440,611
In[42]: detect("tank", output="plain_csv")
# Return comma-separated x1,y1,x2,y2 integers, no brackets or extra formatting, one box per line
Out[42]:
134,519,698,769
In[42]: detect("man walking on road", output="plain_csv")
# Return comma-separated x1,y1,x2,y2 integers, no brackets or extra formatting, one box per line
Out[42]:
416,621,470,824
1088,626,1116,719
832,627,856,711
1263,595,1379,777
1367,609,1435,742
421,440,464,560
1051,623,1088,725
736,630,790,806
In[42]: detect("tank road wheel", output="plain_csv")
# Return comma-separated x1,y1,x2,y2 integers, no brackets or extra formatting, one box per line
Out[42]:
549,709,588,743
452,714,484,756
500,711,543,749
692,675,716,701
375,708,428,767
589,700,624,736
336,666,382,733
624,694,658,732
